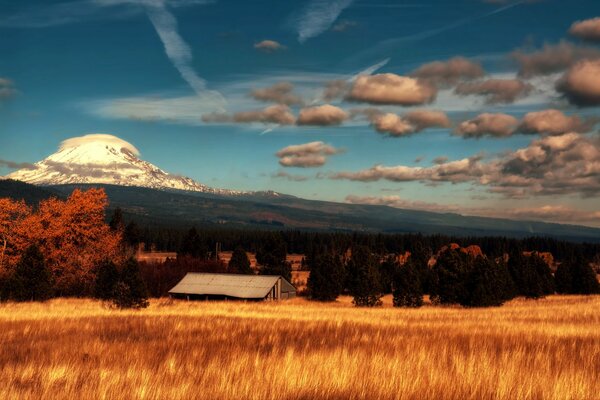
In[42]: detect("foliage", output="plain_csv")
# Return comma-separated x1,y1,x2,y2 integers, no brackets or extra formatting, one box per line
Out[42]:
228,246,253,274
392,259,423,308
0,189,124,297
346,246,383,307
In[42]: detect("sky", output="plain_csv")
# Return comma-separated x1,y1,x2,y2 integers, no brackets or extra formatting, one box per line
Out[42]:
1,0,600,227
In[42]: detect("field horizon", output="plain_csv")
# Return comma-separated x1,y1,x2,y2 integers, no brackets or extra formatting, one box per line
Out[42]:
1,295,599,400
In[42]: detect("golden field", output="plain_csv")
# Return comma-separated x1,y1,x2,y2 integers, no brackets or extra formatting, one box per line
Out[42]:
1,296,599,400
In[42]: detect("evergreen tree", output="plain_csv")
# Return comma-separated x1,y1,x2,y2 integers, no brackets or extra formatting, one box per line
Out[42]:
554,262,573,294
571,254,600,295
109,207,124,231
410,242,432,293
508,251,553,299
229,246,253,274
94,259,120,300
379,255,397,294
392,259,423,308
11,244,53,302
346,246,383,307
124,221,141,248
179,227,209,259
113,257,149,309
530,254,555,296
556,251,600,294
430,248,472,305
463,257,509,307
307,251,344,301
257,235,291,281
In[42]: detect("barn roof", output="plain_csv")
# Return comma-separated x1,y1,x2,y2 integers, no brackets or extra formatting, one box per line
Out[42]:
168,273,295,299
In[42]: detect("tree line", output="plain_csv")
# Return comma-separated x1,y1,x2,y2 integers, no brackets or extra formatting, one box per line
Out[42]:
306,243,599,307
1,190,598,308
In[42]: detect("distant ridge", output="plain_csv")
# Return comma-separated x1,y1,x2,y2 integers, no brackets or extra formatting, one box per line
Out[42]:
2,180,598,242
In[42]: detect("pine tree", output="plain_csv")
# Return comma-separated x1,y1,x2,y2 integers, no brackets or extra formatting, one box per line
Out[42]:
346,246,383,307
229,246,253,274
410,242,432,293
379,256,397,294
554,262,573,294
556,251,600,295
179,227,208,259
11,244,53,302
307,251,344,301
124,221,141,248
392,259,423,308
571,255,600,295
430,248,472,305
113,257,149,309
463,257,509,307
95,259,120,300
257,235,291,281
508,251,554,299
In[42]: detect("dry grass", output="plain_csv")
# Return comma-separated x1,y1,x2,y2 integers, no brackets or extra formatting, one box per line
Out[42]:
1,295,599,400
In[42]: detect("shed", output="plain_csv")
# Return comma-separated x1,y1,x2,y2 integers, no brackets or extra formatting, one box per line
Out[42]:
168,273,296,301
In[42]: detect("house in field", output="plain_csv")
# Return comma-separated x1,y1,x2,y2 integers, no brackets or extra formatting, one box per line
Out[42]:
168,273,296,301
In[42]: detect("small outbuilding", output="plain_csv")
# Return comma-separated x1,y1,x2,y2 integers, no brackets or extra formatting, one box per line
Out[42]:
168,273,296,301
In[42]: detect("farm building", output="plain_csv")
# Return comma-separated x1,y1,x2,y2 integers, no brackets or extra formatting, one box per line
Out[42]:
169,273,296,301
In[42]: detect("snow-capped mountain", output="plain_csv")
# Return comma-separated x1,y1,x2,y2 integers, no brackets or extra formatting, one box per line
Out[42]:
5,133,248,195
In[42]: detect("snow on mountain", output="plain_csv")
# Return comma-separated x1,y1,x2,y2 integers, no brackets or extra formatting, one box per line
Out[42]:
4,133,250,195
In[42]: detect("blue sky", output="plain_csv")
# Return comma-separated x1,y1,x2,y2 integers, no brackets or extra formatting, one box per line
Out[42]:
1,0,600,226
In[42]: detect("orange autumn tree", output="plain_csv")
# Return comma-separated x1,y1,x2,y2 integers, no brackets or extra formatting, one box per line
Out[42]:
0,188,125,296
0,198,31,274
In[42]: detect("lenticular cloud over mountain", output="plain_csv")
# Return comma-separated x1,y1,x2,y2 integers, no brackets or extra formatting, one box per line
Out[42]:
5,133,241,194
59,133,141,155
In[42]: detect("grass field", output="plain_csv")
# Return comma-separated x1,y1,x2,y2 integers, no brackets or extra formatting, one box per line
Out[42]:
1,295,599,400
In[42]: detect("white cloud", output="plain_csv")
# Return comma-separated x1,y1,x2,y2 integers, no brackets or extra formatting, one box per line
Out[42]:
276,141,343,168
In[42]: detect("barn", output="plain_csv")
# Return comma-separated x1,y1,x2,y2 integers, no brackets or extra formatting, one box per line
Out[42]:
168,273,296,301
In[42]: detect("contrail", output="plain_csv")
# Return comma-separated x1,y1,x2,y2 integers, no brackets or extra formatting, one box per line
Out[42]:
343,1,525,66
295,0,354,43
143,1,226,106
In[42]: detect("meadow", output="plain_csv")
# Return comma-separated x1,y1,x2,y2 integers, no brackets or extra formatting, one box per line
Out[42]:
0,295,599,400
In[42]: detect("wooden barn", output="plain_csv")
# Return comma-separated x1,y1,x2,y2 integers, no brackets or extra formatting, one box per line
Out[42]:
168,273,296,301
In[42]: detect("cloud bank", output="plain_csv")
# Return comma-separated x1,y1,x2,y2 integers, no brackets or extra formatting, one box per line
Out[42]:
329,132,600,198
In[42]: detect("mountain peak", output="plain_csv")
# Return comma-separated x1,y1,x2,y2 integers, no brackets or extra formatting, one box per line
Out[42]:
5,133,245,195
